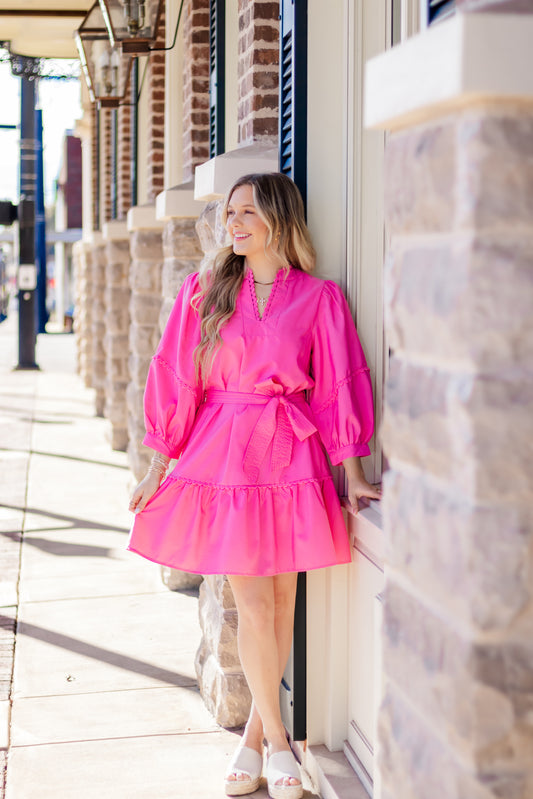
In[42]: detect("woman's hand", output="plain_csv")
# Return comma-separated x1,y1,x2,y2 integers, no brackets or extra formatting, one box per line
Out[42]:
342,456,382,514
128,471,162,514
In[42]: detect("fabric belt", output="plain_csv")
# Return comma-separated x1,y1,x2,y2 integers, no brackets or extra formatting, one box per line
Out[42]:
205,382,317,482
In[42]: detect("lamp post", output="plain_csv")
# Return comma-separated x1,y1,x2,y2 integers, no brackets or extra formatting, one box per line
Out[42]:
99,0,163,54
11,54,41,370
76,1,133,108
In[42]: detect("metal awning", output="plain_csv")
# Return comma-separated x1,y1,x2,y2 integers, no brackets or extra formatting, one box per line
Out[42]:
0,1,93,58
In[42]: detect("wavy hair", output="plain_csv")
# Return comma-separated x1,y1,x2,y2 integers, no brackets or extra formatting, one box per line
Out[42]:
193,172,316,382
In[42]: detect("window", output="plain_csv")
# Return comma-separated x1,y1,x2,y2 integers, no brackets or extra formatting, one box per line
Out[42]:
279,0,307,204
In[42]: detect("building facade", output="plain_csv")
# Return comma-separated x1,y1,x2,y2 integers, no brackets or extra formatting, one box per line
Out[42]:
6,0,532,796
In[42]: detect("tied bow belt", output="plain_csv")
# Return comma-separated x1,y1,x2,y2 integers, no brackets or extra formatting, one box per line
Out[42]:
205,386,317,482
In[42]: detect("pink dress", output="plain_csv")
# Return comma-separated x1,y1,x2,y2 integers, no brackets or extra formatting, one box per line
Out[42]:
127,266,374,576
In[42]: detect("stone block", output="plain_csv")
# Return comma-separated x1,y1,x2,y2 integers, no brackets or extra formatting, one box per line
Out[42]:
128,351,152,385
160,566,202,591
106,424,128,452
377,685,527,799
163,218,203,258
195,200,227,252
381,356,533,503
385,112,533,236
385,233,533,372
129,321,160,358
194,646,251,728
161,260,199,302
197,578,242,671
382,578,533,773
382,468,531,630
129,292,162,327
456,113,533,231
103,333,129,360
126,381,145,420
129,261,163,294
130,230,163,261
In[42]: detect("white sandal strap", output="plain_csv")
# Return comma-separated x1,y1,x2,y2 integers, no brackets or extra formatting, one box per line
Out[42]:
267,750,301,784
225,745,263,780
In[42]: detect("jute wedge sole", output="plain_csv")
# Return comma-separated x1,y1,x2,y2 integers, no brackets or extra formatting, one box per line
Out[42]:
266,750,303,799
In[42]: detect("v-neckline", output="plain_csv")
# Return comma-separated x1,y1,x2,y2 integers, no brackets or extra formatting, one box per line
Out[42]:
246,267,285,322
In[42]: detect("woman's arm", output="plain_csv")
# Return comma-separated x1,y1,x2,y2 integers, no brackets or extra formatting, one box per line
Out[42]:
342,456,381,514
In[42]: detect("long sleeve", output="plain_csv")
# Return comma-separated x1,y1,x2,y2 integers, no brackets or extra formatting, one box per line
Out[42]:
308,280,374,465
142,273,203,459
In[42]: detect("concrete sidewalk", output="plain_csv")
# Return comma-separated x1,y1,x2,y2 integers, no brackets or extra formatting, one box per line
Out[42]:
0,315,318,799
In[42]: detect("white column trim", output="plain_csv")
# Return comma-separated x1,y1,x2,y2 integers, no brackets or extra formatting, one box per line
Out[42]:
365,12,533,132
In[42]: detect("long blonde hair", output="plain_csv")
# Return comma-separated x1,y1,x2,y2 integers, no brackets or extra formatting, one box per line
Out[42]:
193,172,316,381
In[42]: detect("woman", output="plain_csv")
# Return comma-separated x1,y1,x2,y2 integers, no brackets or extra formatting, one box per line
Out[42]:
128,172,380,799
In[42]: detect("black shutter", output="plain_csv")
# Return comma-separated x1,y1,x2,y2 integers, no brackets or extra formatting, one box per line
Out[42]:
428,0,456,24
209,0,225,158
279,0,307,205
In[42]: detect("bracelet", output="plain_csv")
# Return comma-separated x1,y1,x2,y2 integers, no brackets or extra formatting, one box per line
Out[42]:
148,452,170,479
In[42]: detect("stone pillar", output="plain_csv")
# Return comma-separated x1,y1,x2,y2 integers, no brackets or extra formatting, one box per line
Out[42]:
186,198,250,726
126,205,165,481
365,12,533,799
154,184,206,591
102,221,131,451
73,240,90,380
195,575,252,727
90,234,106,417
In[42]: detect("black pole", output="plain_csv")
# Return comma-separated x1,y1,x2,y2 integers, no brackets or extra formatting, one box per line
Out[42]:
17,71,39,370
35,107,48,334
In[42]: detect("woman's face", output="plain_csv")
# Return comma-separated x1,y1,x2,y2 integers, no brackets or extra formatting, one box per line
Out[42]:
226,184,270,261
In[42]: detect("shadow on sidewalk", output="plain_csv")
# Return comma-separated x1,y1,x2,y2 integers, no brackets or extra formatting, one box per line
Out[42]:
0,447,130,471
0,504,130,535
0,532,115,559
1,613,199,690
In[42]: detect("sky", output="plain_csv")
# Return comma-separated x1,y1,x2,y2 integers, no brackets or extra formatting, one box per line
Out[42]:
0,60,82,206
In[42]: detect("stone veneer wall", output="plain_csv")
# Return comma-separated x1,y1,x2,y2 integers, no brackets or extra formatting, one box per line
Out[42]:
90,239,106,417
157,209,206,593
378,104,533,797
103,235,131,451
182,0,210,180
72,241,91,383
237,0,279,144
191,201,251,727
127,227,164,481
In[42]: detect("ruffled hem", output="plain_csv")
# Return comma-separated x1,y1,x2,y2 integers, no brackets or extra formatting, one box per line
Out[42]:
127,475,352,576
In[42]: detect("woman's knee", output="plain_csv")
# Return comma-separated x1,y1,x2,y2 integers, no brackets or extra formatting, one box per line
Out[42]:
229,577,275,632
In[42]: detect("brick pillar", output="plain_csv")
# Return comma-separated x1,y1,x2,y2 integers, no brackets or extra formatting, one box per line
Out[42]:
91,105,99,231
182,0,210,180
238,0,279,145
101,108,113,224
103,222,131,451
377,34,533,799
117,102,132,220
127,211,165,480
90,236,107,416
146,8,166,202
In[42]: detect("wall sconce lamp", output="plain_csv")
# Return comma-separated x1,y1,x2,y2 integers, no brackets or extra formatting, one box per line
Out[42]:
98,0,164,54
76,1,133,107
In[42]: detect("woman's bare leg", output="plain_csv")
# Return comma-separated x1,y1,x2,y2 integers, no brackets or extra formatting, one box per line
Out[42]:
227,573,300,787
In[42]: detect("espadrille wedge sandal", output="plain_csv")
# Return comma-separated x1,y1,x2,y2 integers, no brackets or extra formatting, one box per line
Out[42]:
266,750,303,799
224,745,263,796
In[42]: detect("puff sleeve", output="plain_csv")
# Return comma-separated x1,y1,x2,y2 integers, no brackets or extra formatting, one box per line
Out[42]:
308,280,374,465
142,273,203,459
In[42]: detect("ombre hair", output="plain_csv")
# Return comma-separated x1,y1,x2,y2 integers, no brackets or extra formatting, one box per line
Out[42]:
193,172,316,381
